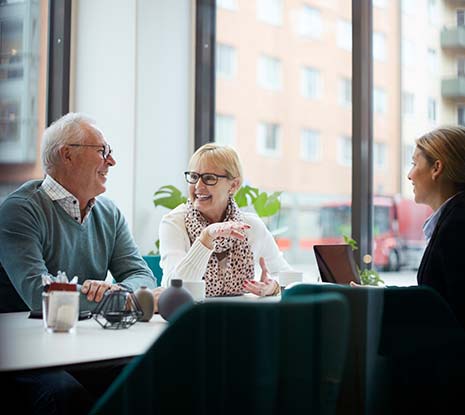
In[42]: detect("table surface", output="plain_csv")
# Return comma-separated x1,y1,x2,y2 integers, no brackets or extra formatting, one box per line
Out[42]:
0,294,279,372
0,311,168,372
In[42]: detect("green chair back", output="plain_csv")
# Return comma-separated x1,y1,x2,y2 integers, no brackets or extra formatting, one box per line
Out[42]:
282,283,386,415
142,255,163,287
283,284,465,415
378,285,465,414
90,293,349,415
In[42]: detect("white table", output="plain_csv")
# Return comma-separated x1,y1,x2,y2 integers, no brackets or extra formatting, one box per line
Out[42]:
0,294,280,372
0,312,167,372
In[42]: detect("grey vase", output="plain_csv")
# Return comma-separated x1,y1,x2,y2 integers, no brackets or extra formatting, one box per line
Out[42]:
134,286,154,322
158,279,194,321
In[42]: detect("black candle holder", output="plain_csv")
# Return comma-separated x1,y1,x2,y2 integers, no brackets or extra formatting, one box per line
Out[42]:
93,289,143,329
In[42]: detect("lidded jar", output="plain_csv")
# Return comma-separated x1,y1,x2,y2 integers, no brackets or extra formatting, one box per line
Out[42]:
158,279,194,321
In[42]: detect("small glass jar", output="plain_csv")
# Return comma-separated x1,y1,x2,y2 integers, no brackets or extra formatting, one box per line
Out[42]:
42,290,79,333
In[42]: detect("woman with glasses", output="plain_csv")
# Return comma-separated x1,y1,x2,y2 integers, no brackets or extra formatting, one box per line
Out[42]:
159,143,292,297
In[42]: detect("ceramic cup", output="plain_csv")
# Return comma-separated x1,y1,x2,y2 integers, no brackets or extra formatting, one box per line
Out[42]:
183,280,206,302
278,271,304,289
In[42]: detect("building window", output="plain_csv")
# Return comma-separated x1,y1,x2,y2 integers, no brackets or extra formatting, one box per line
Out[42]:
337,20,351,51
373,32,386,62
403,144,415,171
257,122,281,156
373,0,387,8
374,142,387,170
298,5,322,39
257,54,282,91
216,43,236,79
427,98,437,123
401,0,415,15
373,87,387,115
339,78,351,107
217,0,237,11
300,129,320,161
458,57,465,77
401,39,415,67
428,0,438,25
458,106,465,126
457,10,465,27
402,92,415,116
337,136,352,166
215,114,236,147
0,1,42,163
257,0,282,26
427,48,437,74
301,66,321,99
0,19,23,80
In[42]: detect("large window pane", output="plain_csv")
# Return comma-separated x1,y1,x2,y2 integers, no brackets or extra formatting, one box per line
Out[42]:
370,0,461,285
216,1,352,278
0,0,45,164
0,0,48,202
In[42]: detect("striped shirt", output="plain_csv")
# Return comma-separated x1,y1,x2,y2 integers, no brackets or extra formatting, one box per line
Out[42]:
41,175,95,224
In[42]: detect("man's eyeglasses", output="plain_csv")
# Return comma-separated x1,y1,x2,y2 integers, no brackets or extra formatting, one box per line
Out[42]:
68,143,113,160
184,171,230,186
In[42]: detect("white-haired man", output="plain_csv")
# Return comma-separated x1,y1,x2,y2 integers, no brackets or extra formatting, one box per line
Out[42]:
0,113,163,414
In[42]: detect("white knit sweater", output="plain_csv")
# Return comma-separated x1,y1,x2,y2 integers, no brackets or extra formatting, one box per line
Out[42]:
158,203,292,287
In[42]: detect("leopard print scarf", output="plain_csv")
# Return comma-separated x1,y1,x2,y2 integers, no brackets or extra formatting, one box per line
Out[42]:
185,198,255,296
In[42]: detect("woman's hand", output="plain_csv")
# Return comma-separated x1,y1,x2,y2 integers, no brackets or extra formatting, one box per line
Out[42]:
243,257,279,297
152,287,164,313
199,221,251,249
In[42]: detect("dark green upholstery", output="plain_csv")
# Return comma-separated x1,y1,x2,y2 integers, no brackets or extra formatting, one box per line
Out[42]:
282,283,386,415
283,284,465,415
378,285,465,414
142,255,163,287
90,293,349,415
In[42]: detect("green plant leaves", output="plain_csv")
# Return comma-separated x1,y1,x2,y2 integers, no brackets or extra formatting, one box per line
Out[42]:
343,235,358,251
234,185,281,217
234,185,259,208
153,185,187,210
253,191,282,217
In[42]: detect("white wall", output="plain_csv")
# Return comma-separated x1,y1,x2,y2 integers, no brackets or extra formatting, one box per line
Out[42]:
71,0,194,254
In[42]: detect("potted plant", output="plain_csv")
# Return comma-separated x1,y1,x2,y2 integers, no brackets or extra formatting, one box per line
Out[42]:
343,235,385,286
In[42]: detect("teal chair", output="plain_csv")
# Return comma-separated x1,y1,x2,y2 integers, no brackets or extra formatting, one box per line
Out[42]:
378,285,465,415
90,293,349,415
142,255,163,287
283,284,465,415
282,283,387,415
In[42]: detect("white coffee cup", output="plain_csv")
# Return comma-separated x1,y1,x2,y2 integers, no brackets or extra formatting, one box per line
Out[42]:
183,280,206,302
278,271,303,289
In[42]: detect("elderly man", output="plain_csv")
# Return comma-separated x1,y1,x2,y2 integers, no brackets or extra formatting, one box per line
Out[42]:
0,113,162,414
0,112,161,312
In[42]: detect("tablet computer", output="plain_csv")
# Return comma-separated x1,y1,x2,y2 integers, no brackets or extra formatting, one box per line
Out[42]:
313,244,360,285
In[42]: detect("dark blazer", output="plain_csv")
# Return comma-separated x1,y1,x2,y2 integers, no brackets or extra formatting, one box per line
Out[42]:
417,191,465,328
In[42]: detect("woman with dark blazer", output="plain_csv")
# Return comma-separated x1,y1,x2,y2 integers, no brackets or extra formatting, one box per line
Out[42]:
409,126,465,328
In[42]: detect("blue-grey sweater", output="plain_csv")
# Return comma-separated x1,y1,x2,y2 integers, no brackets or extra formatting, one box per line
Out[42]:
0,180,156,312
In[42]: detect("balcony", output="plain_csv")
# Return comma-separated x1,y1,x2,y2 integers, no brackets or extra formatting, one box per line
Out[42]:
441,26,465,50
441,77,465,99
444,0,465,6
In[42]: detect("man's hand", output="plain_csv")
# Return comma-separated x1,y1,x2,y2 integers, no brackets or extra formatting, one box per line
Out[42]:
243,257,279,297
199,221,251,249
152,287,165,313
81,280,119,302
